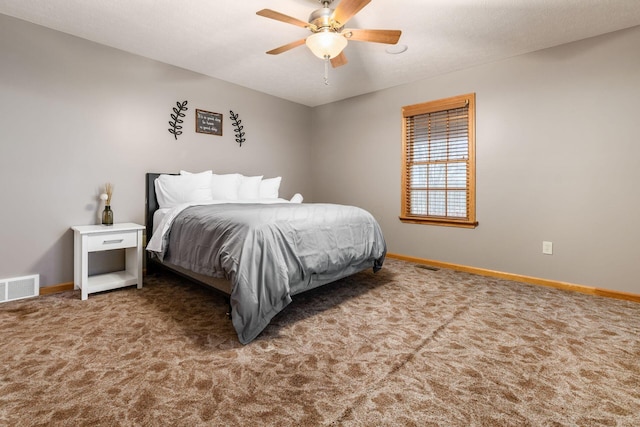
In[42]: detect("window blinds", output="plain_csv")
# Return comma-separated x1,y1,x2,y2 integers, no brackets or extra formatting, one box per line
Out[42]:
401,94,476,226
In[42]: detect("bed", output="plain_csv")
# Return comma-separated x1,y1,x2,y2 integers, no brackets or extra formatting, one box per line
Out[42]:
145,171,386,344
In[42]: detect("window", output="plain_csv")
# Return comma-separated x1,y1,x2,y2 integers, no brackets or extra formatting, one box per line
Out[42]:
400,93,477,228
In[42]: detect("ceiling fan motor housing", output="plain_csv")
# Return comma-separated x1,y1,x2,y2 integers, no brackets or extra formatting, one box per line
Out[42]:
309,7,341,32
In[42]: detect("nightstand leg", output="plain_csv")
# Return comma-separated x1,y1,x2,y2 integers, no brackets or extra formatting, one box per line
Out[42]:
125,231,143,290
73,231,80,290
136,229,143,289
81,236,89,300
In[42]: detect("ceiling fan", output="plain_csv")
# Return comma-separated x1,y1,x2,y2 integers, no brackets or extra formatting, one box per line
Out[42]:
257,0,402,69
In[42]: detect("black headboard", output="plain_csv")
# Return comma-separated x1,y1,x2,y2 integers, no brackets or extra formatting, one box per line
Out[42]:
145,173,162,246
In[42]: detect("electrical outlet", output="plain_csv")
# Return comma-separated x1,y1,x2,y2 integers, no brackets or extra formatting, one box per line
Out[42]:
542,241,553,255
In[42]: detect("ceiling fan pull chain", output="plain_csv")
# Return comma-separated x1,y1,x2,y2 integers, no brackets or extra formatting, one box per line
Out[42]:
324,55,330,85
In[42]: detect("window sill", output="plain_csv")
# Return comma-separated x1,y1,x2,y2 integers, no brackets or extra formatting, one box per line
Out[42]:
399,216,478,229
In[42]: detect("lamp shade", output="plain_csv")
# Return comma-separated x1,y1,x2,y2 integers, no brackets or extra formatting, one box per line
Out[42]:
305,31,347,59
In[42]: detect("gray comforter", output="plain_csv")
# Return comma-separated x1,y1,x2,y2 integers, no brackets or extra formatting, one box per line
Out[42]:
157,203,386,344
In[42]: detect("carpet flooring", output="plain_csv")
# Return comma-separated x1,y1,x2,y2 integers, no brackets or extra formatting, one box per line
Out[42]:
1,258,639,426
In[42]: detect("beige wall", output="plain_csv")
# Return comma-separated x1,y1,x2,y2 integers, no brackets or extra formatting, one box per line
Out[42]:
3,12,639,295
310,26,640,294
0,15,313,286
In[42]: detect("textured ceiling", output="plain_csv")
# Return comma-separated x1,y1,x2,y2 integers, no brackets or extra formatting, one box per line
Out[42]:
1,0,640,107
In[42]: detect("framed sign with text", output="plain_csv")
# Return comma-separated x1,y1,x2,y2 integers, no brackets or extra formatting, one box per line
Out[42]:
195,109,223,136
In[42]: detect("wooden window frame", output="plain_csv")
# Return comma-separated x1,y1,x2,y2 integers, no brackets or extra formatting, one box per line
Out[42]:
400,93,478,228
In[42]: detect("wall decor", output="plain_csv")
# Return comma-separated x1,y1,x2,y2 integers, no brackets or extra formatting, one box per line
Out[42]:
195,109,223,136
168,100,188,140
229,110,246,147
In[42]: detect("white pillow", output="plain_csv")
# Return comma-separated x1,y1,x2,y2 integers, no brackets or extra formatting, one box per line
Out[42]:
238,175,263,199
290,193,304,203
154,172,213,208
259,177,282,199
179,170,212,175
211,173,241,200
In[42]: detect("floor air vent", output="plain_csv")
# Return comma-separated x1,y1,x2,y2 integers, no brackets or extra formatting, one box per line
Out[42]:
416,265,440,272
0,274,39,303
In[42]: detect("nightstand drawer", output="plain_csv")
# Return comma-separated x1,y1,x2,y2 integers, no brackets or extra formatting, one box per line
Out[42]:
87,230,137,252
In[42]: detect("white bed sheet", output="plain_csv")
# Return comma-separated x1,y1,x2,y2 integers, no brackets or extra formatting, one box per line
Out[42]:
153,208,171,235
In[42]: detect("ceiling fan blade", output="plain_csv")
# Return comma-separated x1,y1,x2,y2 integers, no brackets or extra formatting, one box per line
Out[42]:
331,52,348,68
266,39,306,55
345,29,402,44
256,9,309,28
332,0,371,27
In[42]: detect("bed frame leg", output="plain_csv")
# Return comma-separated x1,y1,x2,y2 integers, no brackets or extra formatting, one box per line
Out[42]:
226,299,232,319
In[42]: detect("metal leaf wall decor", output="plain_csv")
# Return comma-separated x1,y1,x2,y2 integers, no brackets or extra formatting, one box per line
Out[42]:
168,100,188,140
229,110,246,147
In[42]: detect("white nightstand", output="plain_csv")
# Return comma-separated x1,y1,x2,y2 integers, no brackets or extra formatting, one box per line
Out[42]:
72,223,145,300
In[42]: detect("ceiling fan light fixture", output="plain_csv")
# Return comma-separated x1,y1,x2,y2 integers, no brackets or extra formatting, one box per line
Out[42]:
305,31,347,59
